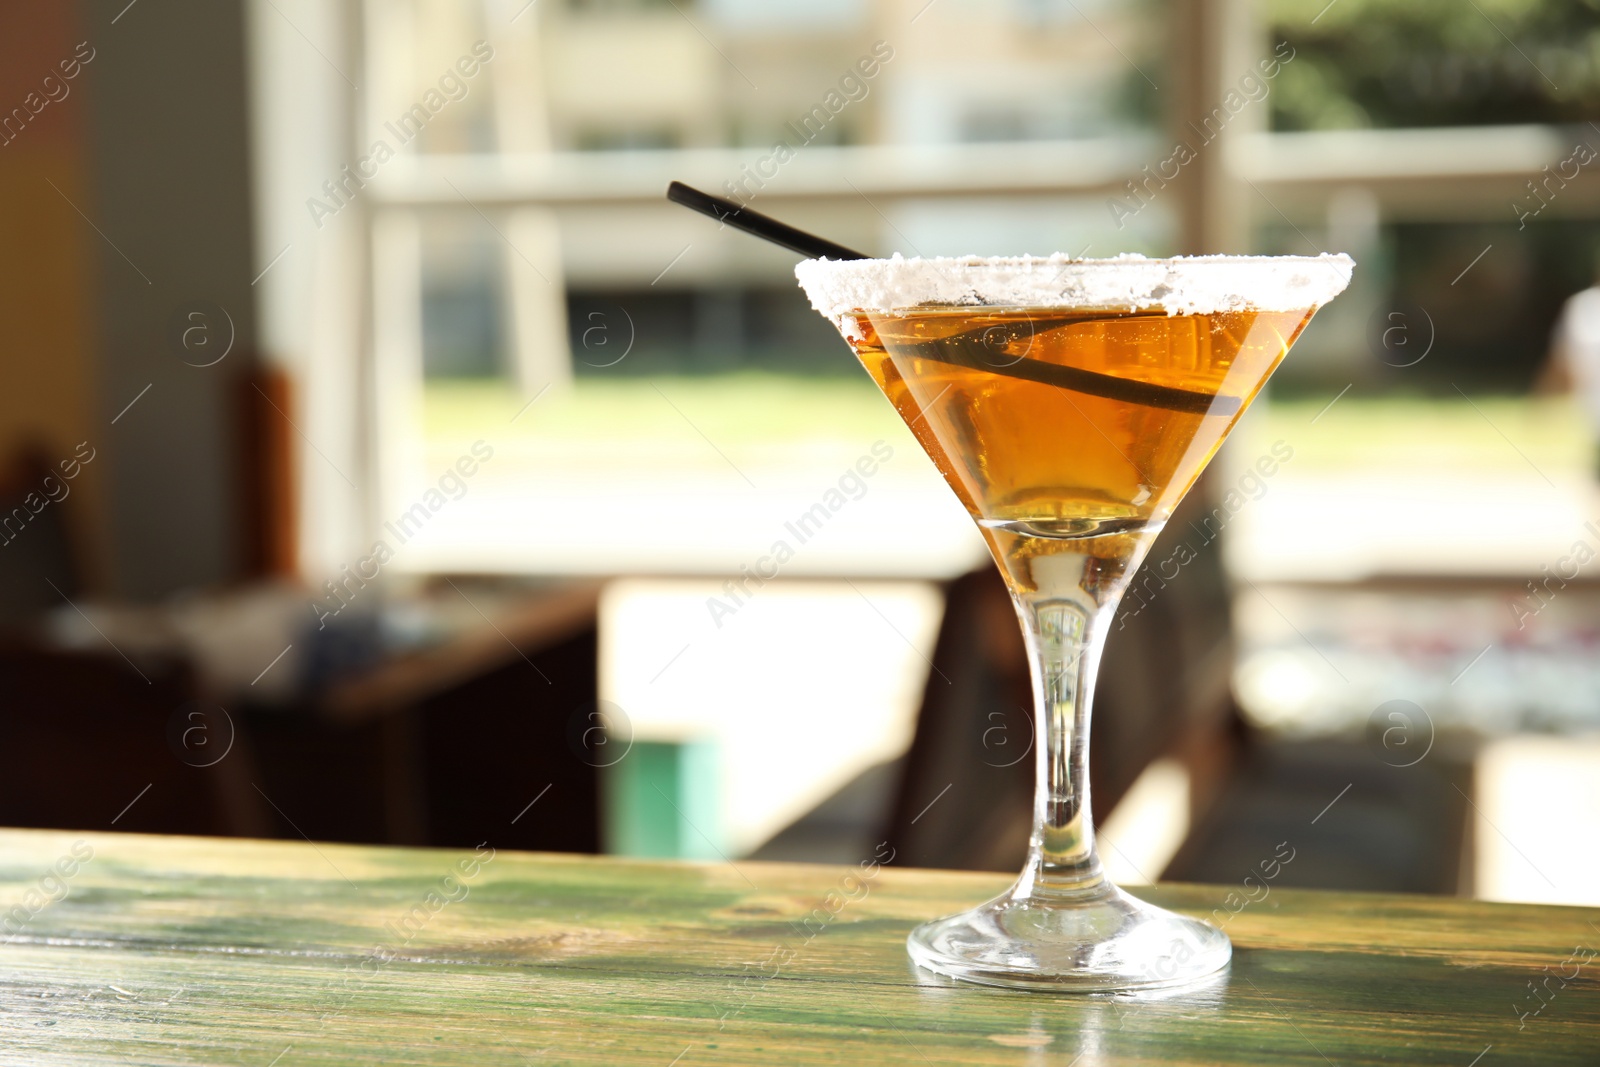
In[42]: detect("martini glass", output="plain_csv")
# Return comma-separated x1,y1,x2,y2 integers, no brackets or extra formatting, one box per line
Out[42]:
795,252,1353,991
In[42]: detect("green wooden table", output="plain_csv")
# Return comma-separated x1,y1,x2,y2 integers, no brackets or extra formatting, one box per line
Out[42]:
1,829,1596,1065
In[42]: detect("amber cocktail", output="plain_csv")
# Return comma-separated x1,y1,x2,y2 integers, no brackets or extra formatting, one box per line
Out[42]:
796,253,1353,990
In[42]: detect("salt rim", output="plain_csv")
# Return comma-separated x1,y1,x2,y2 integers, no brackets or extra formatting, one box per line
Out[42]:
795,252,1354,320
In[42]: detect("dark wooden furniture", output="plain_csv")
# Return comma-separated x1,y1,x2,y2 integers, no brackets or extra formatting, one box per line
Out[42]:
0,648,269,837
0,579,603,852
250,579,604,852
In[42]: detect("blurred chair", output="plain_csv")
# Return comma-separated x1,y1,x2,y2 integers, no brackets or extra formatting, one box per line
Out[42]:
0,448,85,629
0,646,270,837
0,447,273,838
1163,739,1473,895
881,483,1240,872
877,565,1035,870
877,470,1475,894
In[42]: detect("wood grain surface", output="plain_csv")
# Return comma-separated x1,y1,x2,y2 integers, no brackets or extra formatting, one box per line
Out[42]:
0,828,1595,1065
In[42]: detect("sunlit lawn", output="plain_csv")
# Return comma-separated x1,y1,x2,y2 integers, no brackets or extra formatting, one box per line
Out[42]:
427,376,1594,480
423,374,900,451
1259,394,1590,478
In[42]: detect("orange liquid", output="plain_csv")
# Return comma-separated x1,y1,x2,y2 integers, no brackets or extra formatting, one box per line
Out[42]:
845,307,1314,594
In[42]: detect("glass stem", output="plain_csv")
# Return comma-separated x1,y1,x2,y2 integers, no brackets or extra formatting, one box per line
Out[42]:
1009,550,1138,899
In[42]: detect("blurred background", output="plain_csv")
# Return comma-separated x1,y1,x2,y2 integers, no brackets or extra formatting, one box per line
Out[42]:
2,0,1599,907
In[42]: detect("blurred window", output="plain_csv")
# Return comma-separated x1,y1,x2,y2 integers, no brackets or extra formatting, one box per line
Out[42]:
246,0,1600,573
353,0,1166,576
249,0,1600,867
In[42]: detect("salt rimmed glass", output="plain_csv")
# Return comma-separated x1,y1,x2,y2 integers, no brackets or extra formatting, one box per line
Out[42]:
797,254,1352,991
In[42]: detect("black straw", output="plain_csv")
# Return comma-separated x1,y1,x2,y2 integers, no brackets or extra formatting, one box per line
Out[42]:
903,321,1237,417
665,181,1240,418
667,182,867,261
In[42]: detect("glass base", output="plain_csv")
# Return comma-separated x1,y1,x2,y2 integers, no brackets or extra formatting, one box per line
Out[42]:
907,880,1230,992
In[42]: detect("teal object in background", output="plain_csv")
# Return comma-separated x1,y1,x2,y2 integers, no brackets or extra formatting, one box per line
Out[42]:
603,739,723,859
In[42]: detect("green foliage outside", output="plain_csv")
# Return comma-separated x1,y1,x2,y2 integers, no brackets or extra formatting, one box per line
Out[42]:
1267,0,1600,129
